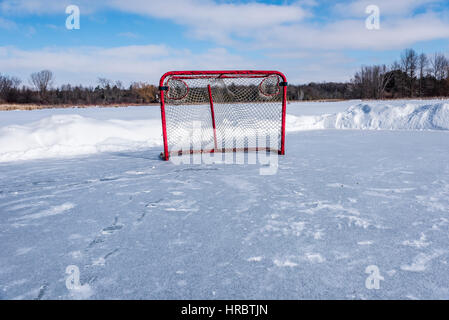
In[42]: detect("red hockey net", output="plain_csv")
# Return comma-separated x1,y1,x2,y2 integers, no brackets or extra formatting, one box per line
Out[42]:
159,71,287,160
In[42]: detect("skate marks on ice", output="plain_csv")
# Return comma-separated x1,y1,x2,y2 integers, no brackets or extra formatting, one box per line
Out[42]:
1,131,449,298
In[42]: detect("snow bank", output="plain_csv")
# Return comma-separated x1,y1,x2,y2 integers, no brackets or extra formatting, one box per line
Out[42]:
0,115,162,162
1,102,449,162
287,103,449,132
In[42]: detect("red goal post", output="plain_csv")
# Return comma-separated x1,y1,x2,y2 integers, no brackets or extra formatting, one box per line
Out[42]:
159,70,288,161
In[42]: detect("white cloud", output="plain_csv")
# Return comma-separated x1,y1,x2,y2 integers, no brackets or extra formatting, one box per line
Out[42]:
0,43,359,85
117,32,140,39
0,0,101,15
113,0,449,50
111,0,306,28
1,0,449,84
1,0,308,44
259,12,449,51
0,17,17,29
2,0,448,51
334,0,442,17
110,0,307,44
0,44,251,85
297,0,318,7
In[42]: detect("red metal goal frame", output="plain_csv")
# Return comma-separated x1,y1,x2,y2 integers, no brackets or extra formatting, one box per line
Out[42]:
159,70,288,161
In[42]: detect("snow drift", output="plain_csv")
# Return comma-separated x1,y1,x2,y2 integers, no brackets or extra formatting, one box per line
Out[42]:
287,103,449,132
0,115,162,162
0,102,449,162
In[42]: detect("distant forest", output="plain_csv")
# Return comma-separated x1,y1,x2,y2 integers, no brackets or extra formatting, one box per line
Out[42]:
1,48,449,106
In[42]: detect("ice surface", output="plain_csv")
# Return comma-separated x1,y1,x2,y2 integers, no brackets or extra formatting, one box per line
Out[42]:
1,100,449,299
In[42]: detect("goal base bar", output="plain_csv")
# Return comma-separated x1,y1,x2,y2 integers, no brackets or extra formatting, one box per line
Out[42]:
161,147,284,160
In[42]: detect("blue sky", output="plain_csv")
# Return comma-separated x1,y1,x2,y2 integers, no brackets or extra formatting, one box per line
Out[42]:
1,0,449,86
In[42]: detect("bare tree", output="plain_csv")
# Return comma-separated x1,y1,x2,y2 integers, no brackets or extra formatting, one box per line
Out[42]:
30,70,54,96
114,80,123,90
376,65,393,99
430,53,449,95
97,78,112,89
418,53,428,97
391,61,401,71
430,53,448,81
97,78,113,103
401,49,418,96
0,74,22,102
352,65,392,99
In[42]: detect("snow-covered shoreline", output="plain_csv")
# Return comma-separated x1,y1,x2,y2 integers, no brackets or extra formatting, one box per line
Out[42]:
1,100,449,162
286,102,449,132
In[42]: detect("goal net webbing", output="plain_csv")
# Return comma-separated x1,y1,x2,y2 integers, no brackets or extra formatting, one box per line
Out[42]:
159,71,287,160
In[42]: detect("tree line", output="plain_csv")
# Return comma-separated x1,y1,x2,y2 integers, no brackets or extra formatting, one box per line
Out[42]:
1,48,448,105
0,70,159,105
288,49,449,101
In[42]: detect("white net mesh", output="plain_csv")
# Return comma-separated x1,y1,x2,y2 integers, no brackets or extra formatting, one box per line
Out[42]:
161,72,285,158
